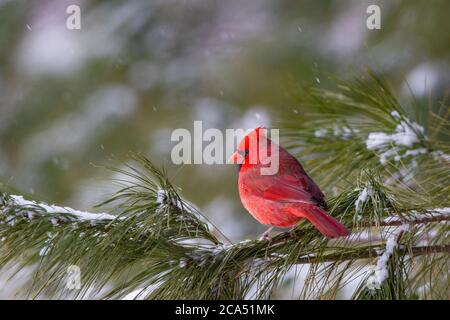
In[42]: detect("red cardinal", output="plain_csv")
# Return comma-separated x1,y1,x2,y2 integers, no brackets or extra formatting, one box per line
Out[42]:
230,127,349,239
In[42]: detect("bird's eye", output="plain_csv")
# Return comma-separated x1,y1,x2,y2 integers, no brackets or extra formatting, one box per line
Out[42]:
239,149,249,157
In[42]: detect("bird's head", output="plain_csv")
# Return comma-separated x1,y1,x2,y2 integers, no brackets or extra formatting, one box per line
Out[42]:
229,127,271,166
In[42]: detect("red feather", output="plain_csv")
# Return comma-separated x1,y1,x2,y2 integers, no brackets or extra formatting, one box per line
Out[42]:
234,128,349,238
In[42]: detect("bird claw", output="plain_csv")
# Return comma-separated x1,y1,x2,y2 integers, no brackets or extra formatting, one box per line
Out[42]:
289,228,299,238
259,227,274,241
259,234,272,241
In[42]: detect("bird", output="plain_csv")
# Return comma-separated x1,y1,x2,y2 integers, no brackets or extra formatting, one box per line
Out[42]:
229,127,350,239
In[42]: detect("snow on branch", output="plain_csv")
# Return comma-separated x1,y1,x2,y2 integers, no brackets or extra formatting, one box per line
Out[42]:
365,111,428,164
381,208,450,226
370,224,409,288
295,244,450,265
431,150,450,162
1,193,448,268
354,186,374,213
0,194,116,226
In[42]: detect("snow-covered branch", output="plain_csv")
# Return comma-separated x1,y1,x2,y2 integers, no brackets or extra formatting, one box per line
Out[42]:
370,224,409,287
365,111,428,164
0,194,116,226
1,193,448,274
381,208,450,226
295,245,450,265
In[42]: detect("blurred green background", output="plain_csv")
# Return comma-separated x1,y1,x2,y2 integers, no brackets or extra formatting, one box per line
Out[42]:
0,0,449,241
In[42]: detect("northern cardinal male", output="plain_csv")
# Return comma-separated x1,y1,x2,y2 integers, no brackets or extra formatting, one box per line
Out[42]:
229,127,349,239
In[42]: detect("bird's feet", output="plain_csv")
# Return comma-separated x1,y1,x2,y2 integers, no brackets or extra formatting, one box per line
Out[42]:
259,227,274,241
289,227,300,239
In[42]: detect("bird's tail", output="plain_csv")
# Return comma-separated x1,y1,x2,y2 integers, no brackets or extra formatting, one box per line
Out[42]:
292,205,350,238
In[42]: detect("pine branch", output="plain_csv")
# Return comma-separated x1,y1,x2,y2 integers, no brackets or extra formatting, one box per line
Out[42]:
295,245,450,264
267,209,450,246
1,194,117,224
2,190,447,297
380,210,450,226
0,75,448,300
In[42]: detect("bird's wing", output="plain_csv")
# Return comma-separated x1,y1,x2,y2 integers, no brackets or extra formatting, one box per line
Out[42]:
297,172,327,209
244,174,321,206
278,147,326,207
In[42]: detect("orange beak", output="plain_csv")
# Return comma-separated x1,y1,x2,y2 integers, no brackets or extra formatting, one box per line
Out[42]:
228,151,244,164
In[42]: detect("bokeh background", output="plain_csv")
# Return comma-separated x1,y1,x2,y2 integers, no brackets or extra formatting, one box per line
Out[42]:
1,0,449,254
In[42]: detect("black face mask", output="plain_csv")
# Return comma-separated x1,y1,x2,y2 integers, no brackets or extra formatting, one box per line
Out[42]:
236,149,249,172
